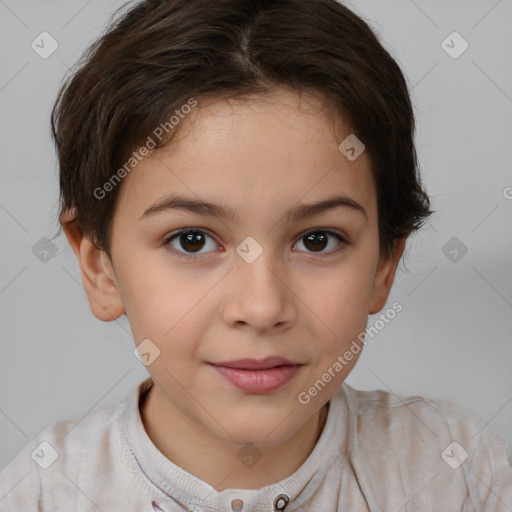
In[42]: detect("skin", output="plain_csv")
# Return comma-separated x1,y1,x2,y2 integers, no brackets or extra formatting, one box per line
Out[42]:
62,88,406,491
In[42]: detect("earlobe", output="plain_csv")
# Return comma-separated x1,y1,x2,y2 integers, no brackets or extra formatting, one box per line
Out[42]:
368,238,407,315
60,210,125,322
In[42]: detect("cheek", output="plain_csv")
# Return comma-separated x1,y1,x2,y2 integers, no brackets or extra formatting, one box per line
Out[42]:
117,232,377,358
115,251,217,349
300,257,376,360
303,256,375,323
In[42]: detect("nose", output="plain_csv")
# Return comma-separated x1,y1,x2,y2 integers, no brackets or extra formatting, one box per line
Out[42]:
222,245,296,332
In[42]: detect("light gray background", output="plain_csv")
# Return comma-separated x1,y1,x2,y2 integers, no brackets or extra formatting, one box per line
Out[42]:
1,0,511,472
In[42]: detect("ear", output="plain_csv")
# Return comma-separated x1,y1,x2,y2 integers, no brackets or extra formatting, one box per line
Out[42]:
368,238,407,315
60,209,125,322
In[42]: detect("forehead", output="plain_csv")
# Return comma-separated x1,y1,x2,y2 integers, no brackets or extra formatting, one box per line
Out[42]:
113,89,377,226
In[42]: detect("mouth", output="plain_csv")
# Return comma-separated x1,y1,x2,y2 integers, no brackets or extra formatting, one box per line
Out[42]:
209,356,302,370
207,357,303,393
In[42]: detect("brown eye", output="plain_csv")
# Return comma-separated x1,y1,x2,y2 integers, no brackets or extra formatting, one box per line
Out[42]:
303,232,328,252
165,229,218,257
294,230,347,255
179,231,206,252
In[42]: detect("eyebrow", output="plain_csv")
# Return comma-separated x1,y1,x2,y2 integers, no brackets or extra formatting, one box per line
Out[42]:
140,194,367,222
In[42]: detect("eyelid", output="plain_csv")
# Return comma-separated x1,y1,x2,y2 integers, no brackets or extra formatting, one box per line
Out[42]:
164,227,349,260
164,228,220,260
164,226,348,243
292,229,348,254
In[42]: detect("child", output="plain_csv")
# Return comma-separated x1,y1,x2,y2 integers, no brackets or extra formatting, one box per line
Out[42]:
1,0,511,510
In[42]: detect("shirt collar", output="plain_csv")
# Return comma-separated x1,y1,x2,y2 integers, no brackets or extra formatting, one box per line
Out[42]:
121,376,348,511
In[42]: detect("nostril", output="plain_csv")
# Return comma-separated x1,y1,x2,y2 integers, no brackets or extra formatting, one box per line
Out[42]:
151,500,165,511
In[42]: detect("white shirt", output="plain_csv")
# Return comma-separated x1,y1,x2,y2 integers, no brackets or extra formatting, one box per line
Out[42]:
1,376,511,511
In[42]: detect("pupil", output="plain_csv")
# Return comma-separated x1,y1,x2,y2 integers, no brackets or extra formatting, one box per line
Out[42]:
181,232,204,252
304,232,327,252
178,232,329,253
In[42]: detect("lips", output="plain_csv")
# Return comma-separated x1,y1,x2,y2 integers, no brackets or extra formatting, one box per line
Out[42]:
211,360,302,395
208,356,303,393
209,356,301,370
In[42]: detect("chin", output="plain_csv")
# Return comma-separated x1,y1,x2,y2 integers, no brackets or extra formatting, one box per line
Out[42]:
211,415,302,449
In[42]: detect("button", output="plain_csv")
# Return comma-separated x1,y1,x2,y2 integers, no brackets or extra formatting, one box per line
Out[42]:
274,494,289,510
231,498,243,511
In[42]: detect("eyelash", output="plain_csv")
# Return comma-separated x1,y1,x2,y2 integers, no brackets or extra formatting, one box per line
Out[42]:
164,228,348,261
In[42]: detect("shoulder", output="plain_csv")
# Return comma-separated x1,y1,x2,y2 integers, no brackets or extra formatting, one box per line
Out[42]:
338,383,512,509
341,382,488,438
339,381,507,459
0,383,136,510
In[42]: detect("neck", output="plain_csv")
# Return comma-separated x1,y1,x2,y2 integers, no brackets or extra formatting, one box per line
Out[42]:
140,383,329,490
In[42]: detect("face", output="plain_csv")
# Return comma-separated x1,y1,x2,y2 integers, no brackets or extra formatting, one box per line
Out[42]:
72,89,403,448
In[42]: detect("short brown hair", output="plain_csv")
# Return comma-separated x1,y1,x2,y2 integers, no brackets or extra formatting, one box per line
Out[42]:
51,0,433,261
